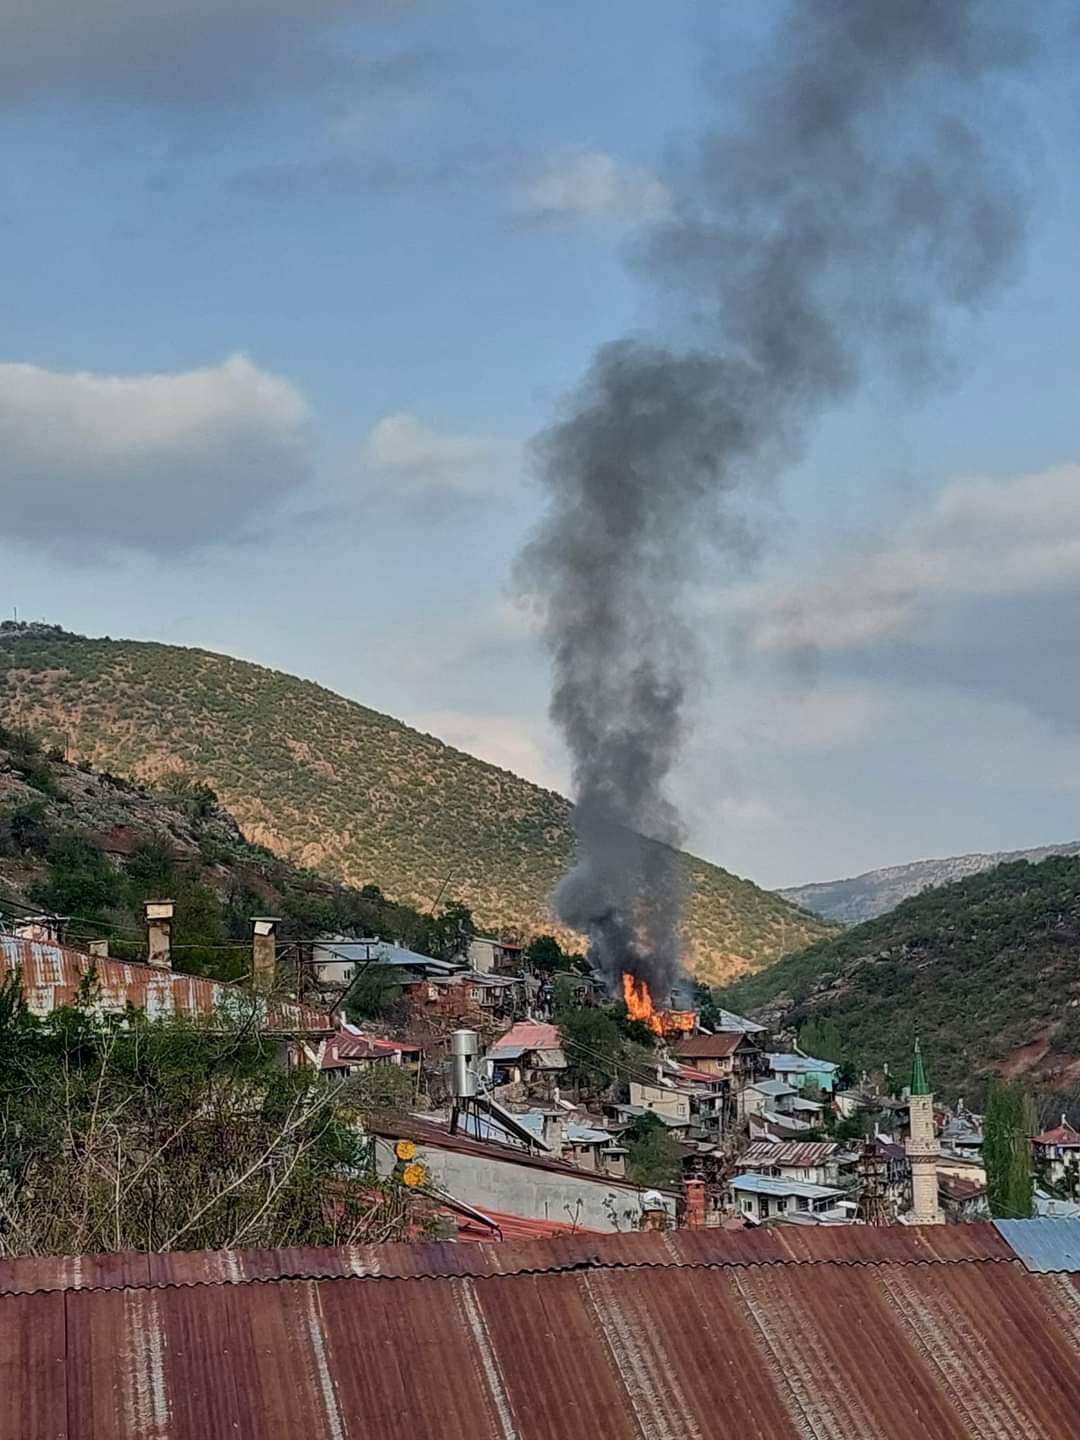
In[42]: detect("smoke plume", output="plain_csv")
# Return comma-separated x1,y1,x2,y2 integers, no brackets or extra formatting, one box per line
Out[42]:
520,0,1033,1000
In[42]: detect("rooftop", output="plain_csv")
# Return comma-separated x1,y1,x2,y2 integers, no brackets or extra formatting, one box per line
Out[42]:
0,935,331,1036
1033,1118,1080,1147
4,1222,1077,1437
487,1019,562,1057
730,1172,843,1200
741,1140,840,1170
675,1031,753,1059
768,1052,839,1074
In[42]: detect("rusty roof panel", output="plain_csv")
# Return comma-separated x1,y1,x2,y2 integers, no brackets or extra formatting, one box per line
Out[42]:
6,1259,1080,1438
0,934,331,1035
0,1222,1018,1297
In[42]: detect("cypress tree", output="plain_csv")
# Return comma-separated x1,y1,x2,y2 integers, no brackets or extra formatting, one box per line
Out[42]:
984,1081,1033,1219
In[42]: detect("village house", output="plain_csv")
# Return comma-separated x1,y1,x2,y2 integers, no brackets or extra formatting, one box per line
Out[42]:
368,1111,675,1232
939,1172,989,1223
738,1140,853,1189
1031,1116,1080,1191
310,937,458,989
740,1077,799,1120
767,1052,839,1095
729,1172,852,1224
674,1030,766,1086
467,935,525,974
485,1020,568,1094
312,1023,424,1080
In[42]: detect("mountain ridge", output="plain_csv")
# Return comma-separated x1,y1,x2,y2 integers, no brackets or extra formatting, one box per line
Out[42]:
780,841,1080,925
0,623,833,983
723,854,1080,1102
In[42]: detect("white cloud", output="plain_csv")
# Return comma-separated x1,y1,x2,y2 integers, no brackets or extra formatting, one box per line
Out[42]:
515,148,672,227
751,462,1080,654
361,412,504,509
0,353,312,553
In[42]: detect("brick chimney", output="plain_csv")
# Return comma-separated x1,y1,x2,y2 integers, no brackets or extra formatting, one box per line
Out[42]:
251,918,279,990
683,1178,706,1231
145,901,175,969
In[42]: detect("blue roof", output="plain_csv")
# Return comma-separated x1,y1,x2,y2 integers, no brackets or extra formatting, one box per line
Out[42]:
768,1053,839,1074
994,1218,1080,1272
318,939,457,972
730,1173,841,1200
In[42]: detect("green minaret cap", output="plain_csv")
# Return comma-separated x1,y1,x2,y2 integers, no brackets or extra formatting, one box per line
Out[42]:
911,1036,930,1096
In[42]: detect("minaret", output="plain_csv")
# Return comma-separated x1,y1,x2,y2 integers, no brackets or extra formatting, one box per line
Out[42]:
906,1036,944,1225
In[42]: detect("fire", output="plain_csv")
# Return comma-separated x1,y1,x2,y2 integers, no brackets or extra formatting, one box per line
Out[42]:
622,974,700,1039
623,973,663,1035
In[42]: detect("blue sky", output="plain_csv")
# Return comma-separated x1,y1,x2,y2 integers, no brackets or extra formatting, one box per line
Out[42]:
2,1,1079,889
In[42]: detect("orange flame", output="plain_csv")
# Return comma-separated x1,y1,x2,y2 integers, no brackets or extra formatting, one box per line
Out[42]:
623,973,663,1035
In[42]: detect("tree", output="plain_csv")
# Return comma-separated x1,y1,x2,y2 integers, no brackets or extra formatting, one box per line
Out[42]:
624,1112,683,1189
425,902,475,961
32,834,124,921
797,1017,845,1064
984,1081,1033,1220
0,975,426,1257
346,966,406,1023
556,1004,627,1092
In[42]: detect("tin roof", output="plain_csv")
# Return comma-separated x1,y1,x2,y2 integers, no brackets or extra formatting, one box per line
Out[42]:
741,1141,840,1170
768,1052,839,1074
994,1217,1080,1272
0,935,331,1036
674,1031,750,1059
490,1020,562,1053
730,1172,843,1200
3,1224,1078,1438
1032,1120,1080,1147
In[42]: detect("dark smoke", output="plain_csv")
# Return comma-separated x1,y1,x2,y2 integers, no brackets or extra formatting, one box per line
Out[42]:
519,0,1033,1000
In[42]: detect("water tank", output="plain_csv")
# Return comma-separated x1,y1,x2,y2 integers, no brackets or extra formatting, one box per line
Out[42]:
450,1029,479,1099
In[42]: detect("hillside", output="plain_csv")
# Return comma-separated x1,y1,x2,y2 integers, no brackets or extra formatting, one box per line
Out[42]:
0,625,832,984
722,855,1080,1101
0,723,479,978
781,842,1080,925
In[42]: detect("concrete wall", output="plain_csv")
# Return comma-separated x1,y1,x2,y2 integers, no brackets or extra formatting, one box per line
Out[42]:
629,1082,691,1123
376,1139,673,1232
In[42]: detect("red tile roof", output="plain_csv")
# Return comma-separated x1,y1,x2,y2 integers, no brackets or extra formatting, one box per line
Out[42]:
1033,1121,1080,1146
0,935,331,1036
3,1225,1078,1438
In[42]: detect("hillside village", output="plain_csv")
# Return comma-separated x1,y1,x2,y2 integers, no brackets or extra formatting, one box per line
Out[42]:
3,721,1079,1248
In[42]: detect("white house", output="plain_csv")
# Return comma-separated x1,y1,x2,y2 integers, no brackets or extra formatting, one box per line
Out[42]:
730,1173,850,1224
739,1140,848,1188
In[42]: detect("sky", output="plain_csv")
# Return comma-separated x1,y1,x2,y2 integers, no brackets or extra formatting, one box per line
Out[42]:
1,1,1079,890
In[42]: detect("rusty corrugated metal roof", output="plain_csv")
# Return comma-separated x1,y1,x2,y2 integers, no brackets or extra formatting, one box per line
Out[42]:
0,1223,1017,1296
0,935,331,1035
740,1140,840,1169
1,1227,1078,1438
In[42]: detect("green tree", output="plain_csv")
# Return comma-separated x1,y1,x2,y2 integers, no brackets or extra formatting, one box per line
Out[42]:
33,835,123,921
624,1112,683,1189
0,978,426,1256
424,902,475,961
345,966,406,1023
984,1081,1034,1220
797,1016,845,1064
556,1004,627,1091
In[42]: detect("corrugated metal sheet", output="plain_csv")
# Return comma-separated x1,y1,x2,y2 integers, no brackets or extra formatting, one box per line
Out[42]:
0,935,331,1035
2,1237,1080,1438
740,1140,840,1169
0,1223,1017,1296
995,1217,1080,1272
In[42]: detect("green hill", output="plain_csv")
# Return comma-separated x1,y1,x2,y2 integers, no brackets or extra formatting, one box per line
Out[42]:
0,624,832,984
721,855,1080,1100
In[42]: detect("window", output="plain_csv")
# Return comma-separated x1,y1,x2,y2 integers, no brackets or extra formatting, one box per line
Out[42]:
797,1197,809,1211
776,1198,787,1213
742,1199,753,1213
759,1198,770,1218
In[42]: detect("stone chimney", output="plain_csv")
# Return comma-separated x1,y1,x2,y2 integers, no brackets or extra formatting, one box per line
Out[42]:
683,1178,706,1231
145,901,175,969
251,917,279,990
88,938,109,959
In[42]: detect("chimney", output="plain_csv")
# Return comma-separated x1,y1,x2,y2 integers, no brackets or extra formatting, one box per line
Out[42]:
88,938,109,959
145,901,175,969
541,1110,565,1155
683,1178,706,1231
251,917,279,990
